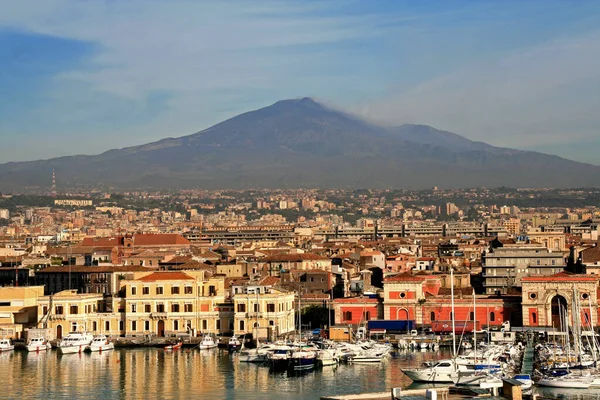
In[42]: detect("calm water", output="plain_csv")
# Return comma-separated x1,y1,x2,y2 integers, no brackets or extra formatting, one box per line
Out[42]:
1,348,450,400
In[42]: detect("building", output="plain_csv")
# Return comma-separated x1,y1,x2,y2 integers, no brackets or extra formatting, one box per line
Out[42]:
521,272,598,329
332,297,379,326
0,286,44,339
483,245,566,294
259,253,331,277
231,278,295,339
119,271,228,337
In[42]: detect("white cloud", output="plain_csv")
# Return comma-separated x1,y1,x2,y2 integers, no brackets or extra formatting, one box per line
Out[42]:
355,30,600,151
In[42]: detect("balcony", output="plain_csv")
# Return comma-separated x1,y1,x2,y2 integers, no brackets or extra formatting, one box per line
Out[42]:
150,312,168,319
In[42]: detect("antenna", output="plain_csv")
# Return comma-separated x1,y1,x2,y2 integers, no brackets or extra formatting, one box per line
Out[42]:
51,169,57,198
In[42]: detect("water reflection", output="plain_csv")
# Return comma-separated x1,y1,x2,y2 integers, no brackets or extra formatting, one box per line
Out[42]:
2,348,453,400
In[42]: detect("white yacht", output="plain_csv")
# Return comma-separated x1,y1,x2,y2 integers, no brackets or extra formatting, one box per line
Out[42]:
198,335,218,350
58,332,94,354
227,336,242,351
88,335,114,352
26,337,52,352
0,338,14,352
537,374,593,389
402,359,472,383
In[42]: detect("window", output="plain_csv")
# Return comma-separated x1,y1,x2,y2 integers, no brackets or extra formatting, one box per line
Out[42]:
184,304,193,312
119,320,124,331
184,286,193,294
144,320,150,331
267,303,275,313
400,292,406,298
131,321,137,331
156,287,163,295
450,312,453,320
174,320,179,331
171,304,180,313
363,311,371,320
209,286,216,296
202,320,207,330
216,320,221,330
92,321,97,332
42,306,48,315
131,286,137,295
237,304,246,313
254,303,260,313
131,304,137,313
532,312,537,324
105,321,110,331
171,286,180,295
269,320,274,326
344,311,352,321
240,320,245,331
156,303,165,313
142,287,150,295
469,312,474,321
70,306,78,315
71,322,78,332
490,312,495,322
430,311,435,321
145,304,151,313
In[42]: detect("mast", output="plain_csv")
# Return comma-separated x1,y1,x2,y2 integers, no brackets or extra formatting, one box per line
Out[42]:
589,295,598,364
473,289,477,364
450,268,457,358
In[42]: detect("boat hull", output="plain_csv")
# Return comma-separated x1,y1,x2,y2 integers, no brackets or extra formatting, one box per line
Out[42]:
60,345,87,354
89,343,115,352
402,369,454,383
26,343,51,352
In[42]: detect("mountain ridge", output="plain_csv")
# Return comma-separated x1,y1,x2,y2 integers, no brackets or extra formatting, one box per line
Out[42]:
1,98,599,190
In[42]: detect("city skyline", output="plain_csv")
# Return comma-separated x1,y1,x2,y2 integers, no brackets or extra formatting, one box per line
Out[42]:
1,1,600,164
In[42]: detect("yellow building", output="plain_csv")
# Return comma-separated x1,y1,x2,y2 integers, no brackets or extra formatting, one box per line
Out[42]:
0,286,44,339
120,271,228,337
36,289,123,339
232,279,295,339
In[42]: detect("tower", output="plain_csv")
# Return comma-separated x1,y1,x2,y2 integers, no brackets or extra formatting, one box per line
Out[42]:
51,169,56,198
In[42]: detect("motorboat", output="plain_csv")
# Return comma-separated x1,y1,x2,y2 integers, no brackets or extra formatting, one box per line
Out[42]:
0,339,14,352
164,342,182,351
87,335,114,352
227,336,241,352
198,335,218,350
351,351,385,363
26,337,52,352
537,374,592,389
58,332,94,354
268,345,293,371
288,349,317,371
402,360,468,383
317,349,339,367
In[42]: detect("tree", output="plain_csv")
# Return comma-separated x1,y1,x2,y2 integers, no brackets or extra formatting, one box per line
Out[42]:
301,304,330,329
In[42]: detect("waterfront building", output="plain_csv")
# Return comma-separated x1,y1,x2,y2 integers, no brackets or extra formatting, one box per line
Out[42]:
120,271,228,337
0,286,44,339
231,278,295,339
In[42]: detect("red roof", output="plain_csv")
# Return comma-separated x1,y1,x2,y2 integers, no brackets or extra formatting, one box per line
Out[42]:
522,271,597,282
385,272,426,282
138,272,194,281
261,253,329,262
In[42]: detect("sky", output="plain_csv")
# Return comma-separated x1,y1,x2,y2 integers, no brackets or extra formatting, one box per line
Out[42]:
1,0,600,164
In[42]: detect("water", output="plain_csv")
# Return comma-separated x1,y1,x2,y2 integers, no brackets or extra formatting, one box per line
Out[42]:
1,348,451,400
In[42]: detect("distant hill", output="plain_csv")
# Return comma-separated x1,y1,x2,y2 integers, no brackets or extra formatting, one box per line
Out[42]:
1,97,599,190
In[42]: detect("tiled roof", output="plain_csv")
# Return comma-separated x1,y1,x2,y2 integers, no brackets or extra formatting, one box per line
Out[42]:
258,276,280,287
522,271,597,282
385,272,426,282
138,272,194,281
581,245,600,263
261,253,329,262
37,265,152,274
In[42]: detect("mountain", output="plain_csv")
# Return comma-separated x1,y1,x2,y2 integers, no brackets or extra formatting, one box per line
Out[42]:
1,97,599,190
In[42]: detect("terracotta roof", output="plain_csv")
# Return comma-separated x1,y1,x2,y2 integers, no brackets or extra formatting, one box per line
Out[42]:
258,276,280,287
385,272,426,282
138,272,194,281
581,245,600,263
37,265,152,274
133,234,190,246
261,253,329,262
522,271,597,282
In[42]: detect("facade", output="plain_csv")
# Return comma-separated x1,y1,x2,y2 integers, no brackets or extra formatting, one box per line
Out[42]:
521,272,598,329
483,245,566,294
231,281,295,339
259,253,331,277
36,290,122,339
0,286,44,339
332,297,379,325
120,271,228,337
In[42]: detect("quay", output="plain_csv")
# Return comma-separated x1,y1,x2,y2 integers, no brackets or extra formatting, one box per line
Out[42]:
321,388,450,400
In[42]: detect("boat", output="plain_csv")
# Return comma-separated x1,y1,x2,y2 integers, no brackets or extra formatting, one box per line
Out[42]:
317,349,339,367
58,332,94,354
199,335,218,350
26,337,52,352
87,335,114,352
537,374,592,389
0,338,14,352
288,349,317,371
403,359,466,383
164,342,182,351
227,336,242,352
514,374,533,390
268,345,293,371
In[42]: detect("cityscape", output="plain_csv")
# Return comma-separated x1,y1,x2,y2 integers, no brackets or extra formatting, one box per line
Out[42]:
3,1,600,399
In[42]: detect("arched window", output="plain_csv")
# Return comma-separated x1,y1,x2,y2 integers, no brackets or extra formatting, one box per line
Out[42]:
489,312,495,322
469,312,474,321
344,311,352,321
364,311,371,320
532,312,537,324
430,311,435,321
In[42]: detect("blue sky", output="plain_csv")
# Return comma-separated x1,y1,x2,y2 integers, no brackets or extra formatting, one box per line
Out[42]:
1,1,600,164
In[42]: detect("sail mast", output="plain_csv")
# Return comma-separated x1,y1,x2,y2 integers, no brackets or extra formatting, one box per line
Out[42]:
450,268,457,358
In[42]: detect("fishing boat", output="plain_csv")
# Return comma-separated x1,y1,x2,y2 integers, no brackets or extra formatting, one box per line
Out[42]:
198,335,218,350
0,338,14,352
164,342,182,351
58,332,94,354
26,337,52,352
87,335,114,352
227,336,241,352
